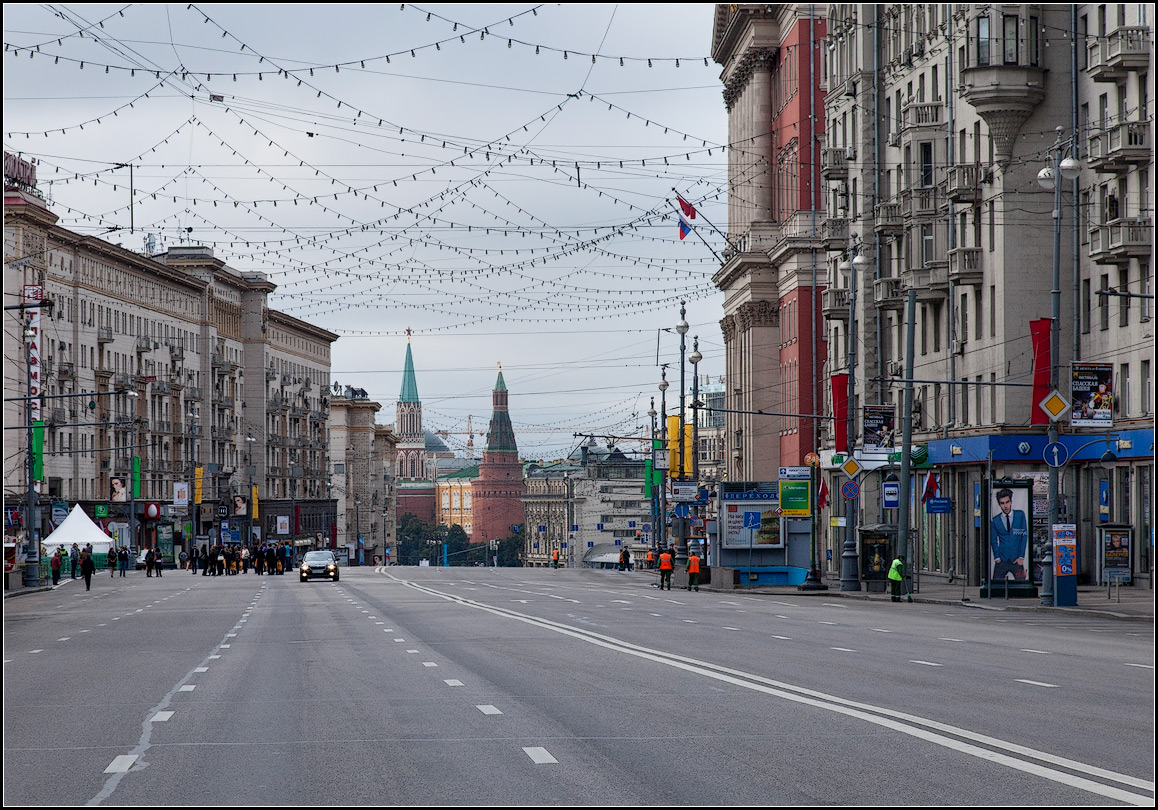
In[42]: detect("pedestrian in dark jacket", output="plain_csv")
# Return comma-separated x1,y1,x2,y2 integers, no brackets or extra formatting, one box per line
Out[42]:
145,548,155,577
81,551,96,591
118,546,130,577
50,549,63,585
70,543,80,579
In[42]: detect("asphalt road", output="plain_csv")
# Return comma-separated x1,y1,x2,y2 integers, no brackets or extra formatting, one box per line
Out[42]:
4,566,1154,806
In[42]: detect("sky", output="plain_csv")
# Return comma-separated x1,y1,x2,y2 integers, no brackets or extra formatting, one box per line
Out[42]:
3,3,730,462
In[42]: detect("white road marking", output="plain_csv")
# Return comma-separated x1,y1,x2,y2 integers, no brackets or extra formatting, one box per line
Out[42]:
772,635,791,640
683,619,697,623
1020,649,1051,655
104,755,137,773
476,705,503,715
422,662,438,668
775,615,790,619
208,655,221,659
221,644,230,648
871,628,893,633
1125,663,1154,669
723,627,741,631
178,685,196,692
1015,679,1059,688
822,603,848,609
58,637,70,642
194,667,208,673
911,661,943,667
523,747,558,764
819,621,837,625
406,650,419,654
29,650,42,654
151,711,175,722
443,679,464,687
830,647,857,652
393,638,405,642
939,638,964,642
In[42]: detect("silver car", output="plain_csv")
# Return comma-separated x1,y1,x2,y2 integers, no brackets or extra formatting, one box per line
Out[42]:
299,550,339,582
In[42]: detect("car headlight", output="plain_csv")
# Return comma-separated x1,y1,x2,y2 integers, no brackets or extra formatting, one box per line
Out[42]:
300,564,308,571
327,564,336,571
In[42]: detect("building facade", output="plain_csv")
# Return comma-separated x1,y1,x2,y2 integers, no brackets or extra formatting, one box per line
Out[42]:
712,4,830,480
330,387,398,564
819,4,1153,586
471,369,525,548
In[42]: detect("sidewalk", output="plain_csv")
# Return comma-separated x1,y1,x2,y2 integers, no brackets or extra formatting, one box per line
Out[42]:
702,575,1155,621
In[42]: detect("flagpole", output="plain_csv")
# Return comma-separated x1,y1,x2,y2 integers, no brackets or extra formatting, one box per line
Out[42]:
672,189,737,251
669,199,722,264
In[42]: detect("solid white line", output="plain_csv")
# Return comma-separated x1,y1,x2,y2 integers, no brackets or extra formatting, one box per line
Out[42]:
1020,649,1052,654
1015,679,1059,688
523,747,558,764
476,705,503,715
1124,663,1154,669
104,755,137,773
910,661,943,667
150,711,175,722
830,647,857,652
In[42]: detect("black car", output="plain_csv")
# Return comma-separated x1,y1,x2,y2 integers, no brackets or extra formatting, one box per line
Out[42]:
300,550,339,582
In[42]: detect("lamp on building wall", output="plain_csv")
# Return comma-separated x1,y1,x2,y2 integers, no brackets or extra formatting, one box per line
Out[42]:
1036,126,1082,607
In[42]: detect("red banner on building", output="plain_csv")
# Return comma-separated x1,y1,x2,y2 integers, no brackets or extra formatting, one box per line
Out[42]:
1029,319,1052,425
831,373,849,453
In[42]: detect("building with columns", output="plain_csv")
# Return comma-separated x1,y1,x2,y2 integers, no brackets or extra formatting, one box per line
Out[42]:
712,5,830,480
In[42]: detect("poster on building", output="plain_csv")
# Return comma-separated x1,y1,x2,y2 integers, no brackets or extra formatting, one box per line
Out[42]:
862,404,896,452
1102,527,1131,576
276,515,290,535
987,481,1032,583
1016,472,1049,582
1070,363,1113,427
721,493,783,549
173,482,189,508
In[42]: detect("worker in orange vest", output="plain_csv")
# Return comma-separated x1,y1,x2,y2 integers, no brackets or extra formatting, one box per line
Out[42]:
658,549,674,590
686,552,701,592
552,548,560,569
646,549,655,569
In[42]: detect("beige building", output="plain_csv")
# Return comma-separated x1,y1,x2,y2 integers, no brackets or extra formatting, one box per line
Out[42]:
820,4,1153,585
329,388,398,563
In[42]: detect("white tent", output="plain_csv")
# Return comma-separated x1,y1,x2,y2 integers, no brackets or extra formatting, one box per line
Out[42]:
42,504,114,557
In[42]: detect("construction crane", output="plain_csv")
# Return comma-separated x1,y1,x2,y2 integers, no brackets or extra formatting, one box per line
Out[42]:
434,415,481,459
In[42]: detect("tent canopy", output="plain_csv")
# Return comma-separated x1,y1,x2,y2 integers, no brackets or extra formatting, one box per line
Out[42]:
42,504,113,555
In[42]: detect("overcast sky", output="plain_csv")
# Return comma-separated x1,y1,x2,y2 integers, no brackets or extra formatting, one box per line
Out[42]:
4,3,729,461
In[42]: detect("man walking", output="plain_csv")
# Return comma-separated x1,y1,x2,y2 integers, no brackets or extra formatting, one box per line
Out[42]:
888,554,906,602
118,546,130,577
50,548,63,586
145,547,155,577
552,548,560,570
69,543,80,579
81,550,95,591
685,551,701,592
658,548,673,590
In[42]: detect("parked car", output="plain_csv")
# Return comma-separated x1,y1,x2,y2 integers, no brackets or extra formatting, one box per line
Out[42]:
135,550,149,570
300,550,339,582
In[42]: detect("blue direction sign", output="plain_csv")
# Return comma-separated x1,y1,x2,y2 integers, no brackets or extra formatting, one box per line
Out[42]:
883,480,900,509
841,479,860,500
1043,441,1070,468
925,497,952,514
674,503,691,518
743,511,762,529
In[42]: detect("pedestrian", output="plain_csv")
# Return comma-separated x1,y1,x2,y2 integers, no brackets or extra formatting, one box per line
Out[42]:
658,548,673,590
618,547,629,572
189,544,198,573
888,554,906,603
265,544,276,576
50,548,63,586
109,547,118,578
153,549,164,577
216,546,225,577
201,544,211,576
81,550,95,591
178,549,188,571
254,546,265,575
241,545,250,574
145,547,155,577
646,549,655,570
552,548,560,569
70,543,80,579
685,551,701,592
118,545,130,577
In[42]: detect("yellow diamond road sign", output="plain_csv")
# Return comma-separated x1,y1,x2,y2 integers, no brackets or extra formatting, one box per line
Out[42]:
840,457,863,479
1038,389,1070,422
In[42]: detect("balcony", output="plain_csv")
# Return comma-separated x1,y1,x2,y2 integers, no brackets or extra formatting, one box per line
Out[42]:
1089,217,1152,265
1088,26,1151,81
152,380,171,395
904,263,949,301
821,287,850,320
211,426,235,441
97,327,113,344
266,369,278,381
902,186,943,220
188,424,203,438
169,345,184,361
113,373,133,391
185,386,202,401
900,102,943,131
872,277,905,310
947,247,984,286
873,201,904,235
270,433,285,446
135,336,153,352
154,420,172,434
821,147,850,180
290,406,307,418
1087,121,1152,172
945,165,988,202
822,217,849,249
308,410,327,421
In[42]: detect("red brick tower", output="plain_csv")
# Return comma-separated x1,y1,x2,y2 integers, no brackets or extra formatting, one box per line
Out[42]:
472,366,525,547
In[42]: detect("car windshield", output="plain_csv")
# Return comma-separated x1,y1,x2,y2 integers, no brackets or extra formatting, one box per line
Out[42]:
303,552,334,563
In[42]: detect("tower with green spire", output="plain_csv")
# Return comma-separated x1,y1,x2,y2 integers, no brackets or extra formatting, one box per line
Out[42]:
473,363,525,546
395,330,426,481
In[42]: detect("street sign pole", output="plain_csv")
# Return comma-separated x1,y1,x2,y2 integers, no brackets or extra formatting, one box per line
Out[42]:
800,455,827,591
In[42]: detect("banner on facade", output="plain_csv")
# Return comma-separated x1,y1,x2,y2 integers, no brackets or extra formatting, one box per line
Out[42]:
862,404,896,452
1070,363,1113,427
986,480,1032,584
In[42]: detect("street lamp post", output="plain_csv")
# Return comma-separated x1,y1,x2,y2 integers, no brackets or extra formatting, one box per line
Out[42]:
658,367,669,552
1036,127,1082,607
126,390,140,554
840,244,870,591
675,302,690,564
648,398,658,552
689,336,702,562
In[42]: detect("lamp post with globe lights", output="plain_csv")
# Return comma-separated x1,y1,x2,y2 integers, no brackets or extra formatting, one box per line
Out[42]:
839,243,871,591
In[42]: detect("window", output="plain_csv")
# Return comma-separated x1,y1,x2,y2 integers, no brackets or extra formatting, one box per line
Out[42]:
922,224,935,265
988,202,995,251
1029,17,1040,66
977,15,990,66
989,286,996,337
932,303,942,353
920,142,934,187
960,378,970,424
959,294,968,344
1142,360,1151,415
1082,279,1092,333
1099,275,1110,330
1119,267,1130,327
1120,364,1131,417
1003,15,1019,64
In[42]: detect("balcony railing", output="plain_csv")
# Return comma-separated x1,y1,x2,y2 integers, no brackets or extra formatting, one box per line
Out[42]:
901,102,942,130
1088,26,1151,81
1089,217,1152,264
945,164,987,202
1087,121,1152,172
135,336,153,352
874,201,903,234
872,277,904,310
97,326,113,343
185,386,202,401
947,247,984,285
821,287,850,320
820,147,850,179
113,373,133,390
902,186,943,219
823,217,849,247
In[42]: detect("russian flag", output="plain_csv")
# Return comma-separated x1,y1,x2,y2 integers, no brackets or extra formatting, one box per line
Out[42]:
677,195,696,240
920,471,939,504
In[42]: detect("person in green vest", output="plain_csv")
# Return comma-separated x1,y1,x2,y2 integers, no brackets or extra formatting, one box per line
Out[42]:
888,554,906,602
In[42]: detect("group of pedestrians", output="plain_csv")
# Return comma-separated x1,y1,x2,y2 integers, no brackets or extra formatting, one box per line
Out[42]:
646,546,700,592
185,542,298,577
48,543,102,591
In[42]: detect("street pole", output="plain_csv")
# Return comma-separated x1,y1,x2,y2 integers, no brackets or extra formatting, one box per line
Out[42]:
898,290,917,569
1038,128,1081,607
690,337,701,564
675,302,689,565
648,398,658,554
23,313,40,587
127,391,140,553
659,368,669,552
840,243,866,591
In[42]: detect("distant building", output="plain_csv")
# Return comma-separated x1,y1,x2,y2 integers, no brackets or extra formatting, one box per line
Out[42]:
471,368,525,548
330,388,397,563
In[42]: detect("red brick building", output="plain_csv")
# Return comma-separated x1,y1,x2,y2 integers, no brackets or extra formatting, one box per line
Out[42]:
470,368,525,547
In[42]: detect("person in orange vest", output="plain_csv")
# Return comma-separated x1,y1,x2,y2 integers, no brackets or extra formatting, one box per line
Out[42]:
551,548,560,569
685,552,701,592
646,549,655,569
657,548,673,590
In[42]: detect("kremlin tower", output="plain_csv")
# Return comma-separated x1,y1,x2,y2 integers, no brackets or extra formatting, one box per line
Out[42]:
471,364,525,547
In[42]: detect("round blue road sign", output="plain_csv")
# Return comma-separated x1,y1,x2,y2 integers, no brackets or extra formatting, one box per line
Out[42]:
841,479,860,500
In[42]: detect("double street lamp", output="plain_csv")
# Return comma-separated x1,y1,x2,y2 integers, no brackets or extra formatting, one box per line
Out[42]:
838,243,871,592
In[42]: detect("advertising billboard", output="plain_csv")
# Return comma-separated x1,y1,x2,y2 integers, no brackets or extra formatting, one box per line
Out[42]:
1071,363,1113,427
